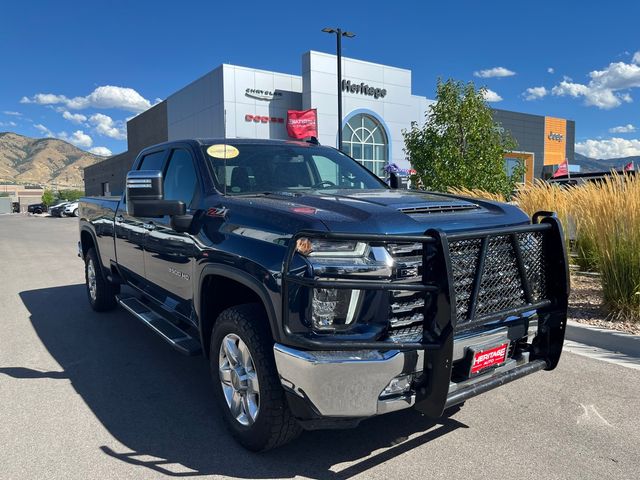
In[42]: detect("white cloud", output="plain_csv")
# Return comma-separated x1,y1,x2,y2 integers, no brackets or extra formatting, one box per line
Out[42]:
89,113,127,140
474,67,516,78
523,86,548,101
20,85,152,113
481,88,503,102
3,111,22,116
34,123,54,137
551,57,640,109
576,137,640,159
547,67,555,74
89,146,112,156
62,110,87,124
58,130,94,148
609,124,636,133
0,121,17,128
632,51,640,65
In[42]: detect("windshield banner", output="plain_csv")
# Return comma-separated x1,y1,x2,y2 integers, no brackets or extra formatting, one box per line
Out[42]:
287,109,318,139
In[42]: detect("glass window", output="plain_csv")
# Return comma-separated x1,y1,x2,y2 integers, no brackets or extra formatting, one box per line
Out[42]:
204,143,386,195
341,114,388,177
138,150,165,171
505,157,525,182
163,149,198,206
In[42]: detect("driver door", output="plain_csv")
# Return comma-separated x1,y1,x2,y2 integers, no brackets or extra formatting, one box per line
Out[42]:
143,147,200,321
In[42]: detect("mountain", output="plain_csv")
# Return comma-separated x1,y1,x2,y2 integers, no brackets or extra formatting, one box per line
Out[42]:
0,132,103,188
573,153,639,173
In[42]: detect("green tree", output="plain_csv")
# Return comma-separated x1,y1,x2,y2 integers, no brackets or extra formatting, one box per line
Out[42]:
42,189,55,206
58,189,85,202
403,79,523,198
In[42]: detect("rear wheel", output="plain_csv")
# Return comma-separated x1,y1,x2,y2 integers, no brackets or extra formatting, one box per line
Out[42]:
73,208,79,217
84,247,119,311
210,304,301,451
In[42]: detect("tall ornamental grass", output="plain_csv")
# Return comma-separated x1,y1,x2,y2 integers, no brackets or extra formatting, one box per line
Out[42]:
571,174,640,319
449,175,640,321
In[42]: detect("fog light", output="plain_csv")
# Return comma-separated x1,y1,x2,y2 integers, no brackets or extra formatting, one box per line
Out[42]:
380,374,413,398
311,288,361,331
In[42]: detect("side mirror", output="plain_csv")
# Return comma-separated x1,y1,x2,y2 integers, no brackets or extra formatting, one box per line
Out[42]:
126,170,186,217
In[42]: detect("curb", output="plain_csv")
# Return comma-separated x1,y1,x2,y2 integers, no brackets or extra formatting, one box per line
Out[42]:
565,320,640,357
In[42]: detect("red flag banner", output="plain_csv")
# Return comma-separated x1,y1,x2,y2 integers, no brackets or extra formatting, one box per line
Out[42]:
553,160,569,178
287,109,318,139
624,161,635,172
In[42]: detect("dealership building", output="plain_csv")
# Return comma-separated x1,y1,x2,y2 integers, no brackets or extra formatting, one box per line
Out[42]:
84,51,575,196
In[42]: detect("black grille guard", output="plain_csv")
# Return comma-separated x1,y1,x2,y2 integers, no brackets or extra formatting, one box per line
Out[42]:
281,211,569,414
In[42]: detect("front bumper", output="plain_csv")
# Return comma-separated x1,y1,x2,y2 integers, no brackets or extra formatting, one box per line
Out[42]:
275,319,544,419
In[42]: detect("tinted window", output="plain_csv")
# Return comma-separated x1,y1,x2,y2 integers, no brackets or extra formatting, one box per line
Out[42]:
138,150,165,171
164,149,198,206
204,143,386,195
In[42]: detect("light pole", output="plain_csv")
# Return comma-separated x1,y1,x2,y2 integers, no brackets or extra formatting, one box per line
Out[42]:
322,27,355,151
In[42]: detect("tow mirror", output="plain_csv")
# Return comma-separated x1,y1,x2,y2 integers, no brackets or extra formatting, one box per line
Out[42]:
126,170,186,218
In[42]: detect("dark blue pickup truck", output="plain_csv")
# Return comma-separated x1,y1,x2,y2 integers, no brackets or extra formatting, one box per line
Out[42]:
79,138,569,451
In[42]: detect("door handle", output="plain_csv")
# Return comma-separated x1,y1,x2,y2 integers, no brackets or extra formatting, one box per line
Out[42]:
143,222,156,231
115,215,124,223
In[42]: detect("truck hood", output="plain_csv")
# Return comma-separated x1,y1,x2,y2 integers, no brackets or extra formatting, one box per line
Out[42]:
221,189,529,236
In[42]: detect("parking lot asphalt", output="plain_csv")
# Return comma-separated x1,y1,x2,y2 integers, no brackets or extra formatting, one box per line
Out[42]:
1,214,639,480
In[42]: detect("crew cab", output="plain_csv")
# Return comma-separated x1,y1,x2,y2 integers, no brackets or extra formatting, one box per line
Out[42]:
79,139,569,451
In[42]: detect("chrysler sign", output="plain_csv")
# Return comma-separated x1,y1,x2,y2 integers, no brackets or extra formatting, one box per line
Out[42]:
341,79,387,99
245,88,283,101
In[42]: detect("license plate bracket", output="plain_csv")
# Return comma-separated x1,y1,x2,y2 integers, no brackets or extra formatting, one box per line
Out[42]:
467,342,509,377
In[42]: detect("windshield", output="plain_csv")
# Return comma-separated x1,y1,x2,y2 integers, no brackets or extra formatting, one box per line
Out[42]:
203,142,387,195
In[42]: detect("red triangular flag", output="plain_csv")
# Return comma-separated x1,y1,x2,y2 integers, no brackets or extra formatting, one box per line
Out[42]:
553,160,569,178
624,161,635,172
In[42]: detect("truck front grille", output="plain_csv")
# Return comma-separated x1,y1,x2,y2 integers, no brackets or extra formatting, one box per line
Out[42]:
385,230,547,336
450,232,547,327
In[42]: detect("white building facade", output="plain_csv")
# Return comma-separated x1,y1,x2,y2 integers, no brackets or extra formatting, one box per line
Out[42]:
164,51,433,176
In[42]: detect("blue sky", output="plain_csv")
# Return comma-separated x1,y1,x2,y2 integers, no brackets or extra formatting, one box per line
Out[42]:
1,0,639,159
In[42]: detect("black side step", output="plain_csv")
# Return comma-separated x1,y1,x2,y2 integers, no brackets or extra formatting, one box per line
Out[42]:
117,295,202,356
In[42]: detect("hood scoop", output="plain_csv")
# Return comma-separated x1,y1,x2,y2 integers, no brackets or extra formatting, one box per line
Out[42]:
398,202,480,215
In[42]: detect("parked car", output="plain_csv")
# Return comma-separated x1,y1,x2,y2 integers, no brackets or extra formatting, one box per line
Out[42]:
27,202,47,214
63,201,79,217
79,139,569,451
49,202,70,217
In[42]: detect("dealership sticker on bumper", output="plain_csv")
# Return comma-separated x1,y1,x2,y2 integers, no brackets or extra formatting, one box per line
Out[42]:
470,343,509,375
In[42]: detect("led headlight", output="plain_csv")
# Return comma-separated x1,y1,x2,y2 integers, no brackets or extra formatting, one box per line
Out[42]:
311,288,362,331
296,238,395,331
296,238,393,278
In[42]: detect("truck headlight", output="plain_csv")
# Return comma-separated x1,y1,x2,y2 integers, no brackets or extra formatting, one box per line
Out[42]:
311,288,362,331
296,238,393,278
296,238,394,331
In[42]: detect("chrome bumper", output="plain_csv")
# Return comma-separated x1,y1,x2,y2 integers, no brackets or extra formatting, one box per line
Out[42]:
274,320,538,418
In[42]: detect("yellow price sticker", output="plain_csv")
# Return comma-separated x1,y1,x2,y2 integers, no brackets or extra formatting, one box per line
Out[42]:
206,144,239,159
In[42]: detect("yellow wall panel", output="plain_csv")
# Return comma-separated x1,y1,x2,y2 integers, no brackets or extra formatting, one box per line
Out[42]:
544,117,566,166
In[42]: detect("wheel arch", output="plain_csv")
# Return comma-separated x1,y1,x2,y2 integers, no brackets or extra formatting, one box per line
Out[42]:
196,264,280,358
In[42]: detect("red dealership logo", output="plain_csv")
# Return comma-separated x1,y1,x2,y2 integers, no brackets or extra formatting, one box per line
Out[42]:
245,114,284,123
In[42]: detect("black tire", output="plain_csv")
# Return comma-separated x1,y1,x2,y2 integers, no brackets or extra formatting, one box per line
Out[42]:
73,208,79,217
210,304,302,451
84,247,119,311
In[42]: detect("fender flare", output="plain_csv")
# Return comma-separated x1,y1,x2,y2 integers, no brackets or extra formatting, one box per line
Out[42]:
79,225,105,270
196,263,281,351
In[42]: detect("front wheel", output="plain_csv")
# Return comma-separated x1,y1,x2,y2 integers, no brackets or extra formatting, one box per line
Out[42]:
84,247,119,311
210,304,301,451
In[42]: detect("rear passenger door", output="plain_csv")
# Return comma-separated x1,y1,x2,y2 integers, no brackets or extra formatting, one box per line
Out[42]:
143,147,200,320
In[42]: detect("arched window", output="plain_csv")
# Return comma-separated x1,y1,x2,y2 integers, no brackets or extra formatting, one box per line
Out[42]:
342,113,388,177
